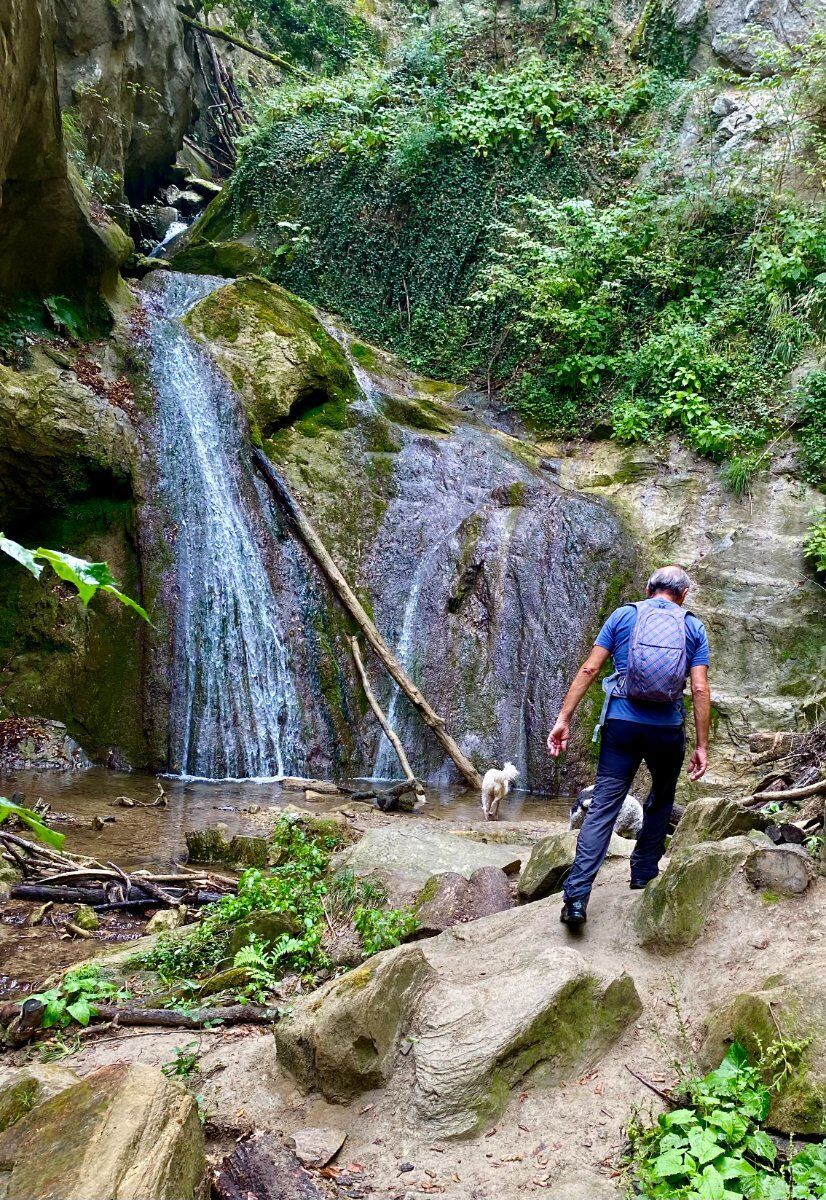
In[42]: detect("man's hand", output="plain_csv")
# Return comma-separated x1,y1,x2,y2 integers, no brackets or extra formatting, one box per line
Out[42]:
547,718,570,757
688,746,708,781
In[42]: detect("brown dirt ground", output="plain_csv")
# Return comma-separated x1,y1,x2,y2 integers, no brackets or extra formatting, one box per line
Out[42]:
7,844,822,1200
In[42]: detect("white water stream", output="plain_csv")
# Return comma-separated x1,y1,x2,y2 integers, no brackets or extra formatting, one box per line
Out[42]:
143,272,304,779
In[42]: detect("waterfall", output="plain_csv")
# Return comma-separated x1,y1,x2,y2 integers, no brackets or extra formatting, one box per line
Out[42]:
143,272,304,780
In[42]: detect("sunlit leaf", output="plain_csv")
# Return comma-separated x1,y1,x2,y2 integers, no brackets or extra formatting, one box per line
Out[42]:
0,797,66,849
0,533,43,579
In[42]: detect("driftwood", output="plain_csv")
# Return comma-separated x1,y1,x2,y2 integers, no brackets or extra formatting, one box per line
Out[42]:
9,882,224,909
254,450,483,790
746,777,826,806
1,997,279,1045
349,636,425,802
213,1132,326,1200
178,13,311,78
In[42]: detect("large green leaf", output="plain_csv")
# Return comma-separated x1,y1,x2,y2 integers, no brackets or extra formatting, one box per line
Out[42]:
0,797,66,849
0,533,43,580
0,538,150,622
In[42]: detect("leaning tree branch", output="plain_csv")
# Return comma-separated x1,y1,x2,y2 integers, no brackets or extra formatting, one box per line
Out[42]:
253,450,483,790
178,13,311,78
349,636,425,801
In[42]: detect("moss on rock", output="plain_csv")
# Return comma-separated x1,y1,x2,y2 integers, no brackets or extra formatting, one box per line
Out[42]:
636,837,753,951
184,276,357,442
699,968,826,1134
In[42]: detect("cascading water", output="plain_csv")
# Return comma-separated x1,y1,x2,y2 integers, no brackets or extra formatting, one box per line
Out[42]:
143,272,304,780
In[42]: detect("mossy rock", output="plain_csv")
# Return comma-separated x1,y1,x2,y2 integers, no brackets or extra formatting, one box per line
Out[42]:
185,825,269,869
184,276,357,441
275,943,434,1101
72,904,100,932
0,1066,78,1133
0,1063,205,1199
635,837,753,951
699,968,826,1134
172,238,261,277
669,796,765,856
227,910,301,960
379,393,453,434
517,831,578,901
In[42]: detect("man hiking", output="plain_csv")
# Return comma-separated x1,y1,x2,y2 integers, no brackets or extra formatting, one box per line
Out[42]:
547,564,711,930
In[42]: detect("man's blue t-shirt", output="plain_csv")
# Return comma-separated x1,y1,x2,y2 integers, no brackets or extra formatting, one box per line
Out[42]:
595,598,710,726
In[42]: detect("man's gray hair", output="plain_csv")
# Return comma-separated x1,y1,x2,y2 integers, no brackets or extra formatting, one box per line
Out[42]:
647,564,692,599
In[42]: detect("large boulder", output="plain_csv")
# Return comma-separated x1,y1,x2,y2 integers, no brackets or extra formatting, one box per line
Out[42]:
411,907,642,1137
414,865,512,935
0,1062,205,1199
699,967,826,1134
275,943,434,1101
636,837,754,950
0,0,130,297
184,277,357,442
277,902,642,1137
668,796,764,855
517,830,578,901
331,826,526,899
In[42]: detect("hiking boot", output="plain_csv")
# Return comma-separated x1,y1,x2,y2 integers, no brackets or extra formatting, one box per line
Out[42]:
560,898,587,929
630,878,653,890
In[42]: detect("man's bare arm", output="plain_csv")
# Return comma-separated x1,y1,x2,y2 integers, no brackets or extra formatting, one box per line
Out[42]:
547,645,610,757
687,663,710,780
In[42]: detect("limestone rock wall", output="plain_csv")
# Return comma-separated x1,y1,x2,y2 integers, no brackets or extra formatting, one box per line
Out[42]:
0,0,129,296
54,0,193,204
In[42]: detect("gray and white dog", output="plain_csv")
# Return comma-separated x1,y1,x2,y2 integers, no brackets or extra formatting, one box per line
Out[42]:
568,785,644,839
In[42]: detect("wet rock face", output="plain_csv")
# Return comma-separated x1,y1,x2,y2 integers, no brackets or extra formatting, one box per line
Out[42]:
363,423,636,791
0,0,130,295
53,0,193,203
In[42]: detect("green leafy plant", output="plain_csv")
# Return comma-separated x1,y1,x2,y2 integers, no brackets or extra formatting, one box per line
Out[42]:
141,815,410,992
161,1041,201,1080
804,512,826,574
0,796,65,850
628,1042,826,1199
27,964,129,1030
0,535,150,621
352,904,418,955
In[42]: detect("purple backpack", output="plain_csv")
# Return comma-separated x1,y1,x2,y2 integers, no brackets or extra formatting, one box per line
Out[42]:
622,599,688,702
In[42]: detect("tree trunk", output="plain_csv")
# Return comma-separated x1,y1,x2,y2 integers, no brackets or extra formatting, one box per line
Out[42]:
253,450,483,790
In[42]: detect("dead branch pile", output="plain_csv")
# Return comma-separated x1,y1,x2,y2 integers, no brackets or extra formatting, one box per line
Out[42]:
0,830,236,911
744,725,825,848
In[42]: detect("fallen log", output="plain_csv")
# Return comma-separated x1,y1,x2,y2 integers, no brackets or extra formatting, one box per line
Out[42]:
254,449,483,791
349,636,425,803
213,1132,326,1200
9,883,222,909
178,13,312,78
1,998,280,1044
746,778,826,806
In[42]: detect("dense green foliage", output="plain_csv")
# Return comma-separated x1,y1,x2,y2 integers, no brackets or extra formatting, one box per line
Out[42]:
141,815,417,997
628,1042,826,1199
213,5,825,471
202,0,379,71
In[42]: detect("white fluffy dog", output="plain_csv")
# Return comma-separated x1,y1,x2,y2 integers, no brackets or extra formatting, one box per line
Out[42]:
568,784,643,839
480,762,519,821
